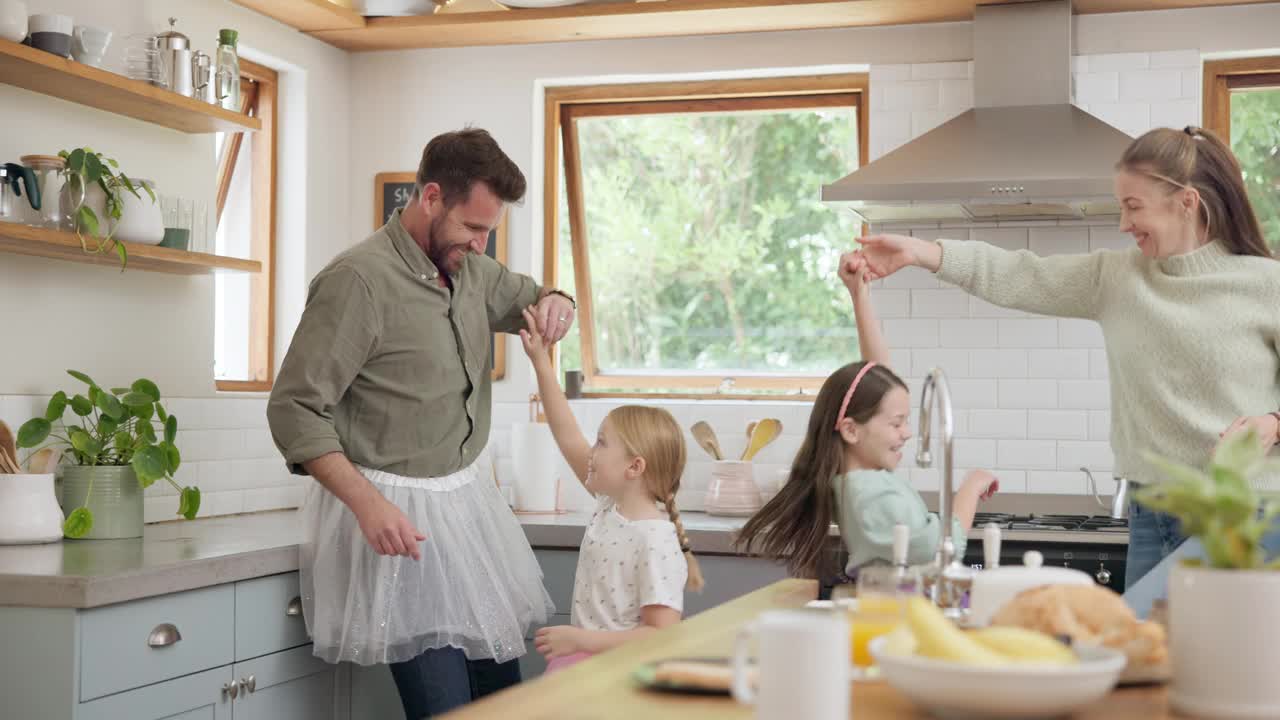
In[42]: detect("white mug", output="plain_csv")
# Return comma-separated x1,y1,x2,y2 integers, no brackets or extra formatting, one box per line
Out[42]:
72,25,111,66
732,609,849,720
27,12,71,34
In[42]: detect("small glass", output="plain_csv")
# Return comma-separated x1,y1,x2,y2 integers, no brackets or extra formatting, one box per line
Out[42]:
833,566,920,674
191,199,210,254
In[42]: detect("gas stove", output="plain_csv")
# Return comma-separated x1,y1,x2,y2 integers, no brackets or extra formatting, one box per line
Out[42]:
971,512,1128,533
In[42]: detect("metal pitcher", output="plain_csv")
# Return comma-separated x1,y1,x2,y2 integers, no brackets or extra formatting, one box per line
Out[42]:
1082,467,1129,519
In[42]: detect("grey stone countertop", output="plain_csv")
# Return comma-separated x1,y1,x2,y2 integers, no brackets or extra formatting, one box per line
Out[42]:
0,503,1127,609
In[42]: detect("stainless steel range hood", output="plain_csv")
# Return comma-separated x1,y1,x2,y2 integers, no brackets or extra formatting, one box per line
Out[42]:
822,0,1132,224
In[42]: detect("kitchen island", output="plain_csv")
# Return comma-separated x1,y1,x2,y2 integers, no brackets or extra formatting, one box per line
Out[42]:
446,579,1171,720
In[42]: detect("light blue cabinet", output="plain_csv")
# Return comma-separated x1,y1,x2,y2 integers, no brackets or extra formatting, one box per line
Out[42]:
75,666,234,720
0,571,345,720
233,645,342,720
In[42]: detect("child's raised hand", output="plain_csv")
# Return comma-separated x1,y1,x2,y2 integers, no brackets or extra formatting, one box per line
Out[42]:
838,250,871,297
535,625,583,660
963,470,1000,501
519,306,551,366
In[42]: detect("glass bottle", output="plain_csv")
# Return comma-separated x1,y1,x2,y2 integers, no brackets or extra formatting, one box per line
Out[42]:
215,29,241,112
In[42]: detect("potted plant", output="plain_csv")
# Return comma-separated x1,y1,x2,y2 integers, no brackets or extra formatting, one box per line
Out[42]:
57,147,159,270
14,370,201,539
1138,429,1280,718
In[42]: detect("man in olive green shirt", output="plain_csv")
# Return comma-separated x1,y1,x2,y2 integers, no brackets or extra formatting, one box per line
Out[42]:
267,129,575,718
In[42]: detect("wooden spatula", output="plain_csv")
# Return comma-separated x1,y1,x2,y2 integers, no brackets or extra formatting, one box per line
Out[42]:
690,421,724,461
742,418,783,461
26,447,60,474
0,421,20,474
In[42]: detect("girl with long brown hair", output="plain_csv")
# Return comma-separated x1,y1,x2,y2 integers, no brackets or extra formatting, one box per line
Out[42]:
849,126,1280,611
518,308,705,673
735,260,998,579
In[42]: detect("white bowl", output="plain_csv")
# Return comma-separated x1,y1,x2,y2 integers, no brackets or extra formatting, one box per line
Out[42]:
870,636,1126,719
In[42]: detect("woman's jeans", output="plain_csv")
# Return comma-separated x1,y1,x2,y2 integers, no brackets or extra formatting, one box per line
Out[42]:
1123,499,1280,619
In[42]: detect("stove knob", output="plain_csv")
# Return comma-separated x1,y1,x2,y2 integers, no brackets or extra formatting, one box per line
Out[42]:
1096,565,1112,585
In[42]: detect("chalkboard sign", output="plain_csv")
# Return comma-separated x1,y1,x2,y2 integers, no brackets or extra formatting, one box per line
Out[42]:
374,172,509,381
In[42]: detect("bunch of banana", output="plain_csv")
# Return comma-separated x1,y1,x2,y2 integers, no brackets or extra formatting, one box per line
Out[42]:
896,597,1077,667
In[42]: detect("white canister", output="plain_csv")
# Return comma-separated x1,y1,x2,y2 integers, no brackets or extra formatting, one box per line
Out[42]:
510,422,560,512
1169,564,1280,719
0,0,26,43
703,460,762,517
0,473,64,544
732,609,850,720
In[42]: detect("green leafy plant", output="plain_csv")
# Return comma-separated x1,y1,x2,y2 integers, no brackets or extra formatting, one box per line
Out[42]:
58,147,155,270
1138,429,1280,570
15,370,200,538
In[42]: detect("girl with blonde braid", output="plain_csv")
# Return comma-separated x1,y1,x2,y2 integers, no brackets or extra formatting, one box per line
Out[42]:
519,308,704,672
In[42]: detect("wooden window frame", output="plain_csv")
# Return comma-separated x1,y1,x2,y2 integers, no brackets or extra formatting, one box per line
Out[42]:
215,58,278,393
1203,56,1280,138
543,74,870,400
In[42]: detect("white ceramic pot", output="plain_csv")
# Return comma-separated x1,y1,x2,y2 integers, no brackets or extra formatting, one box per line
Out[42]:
0,0,26,42
0,473,64,544
78,179,164,245
704,460,762,517
1169,564,1280,718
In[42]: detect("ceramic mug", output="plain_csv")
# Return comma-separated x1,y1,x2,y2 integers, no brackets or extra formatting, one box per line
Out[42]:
72,25,111,67
0,0,27,43
28,13,72,57
732,609,850,720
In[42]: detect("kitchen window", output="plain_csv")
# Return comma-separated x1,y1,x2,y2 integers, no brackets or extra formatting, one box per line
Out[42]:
214,59,277,392
545,75,869,398
1204,57,1280,249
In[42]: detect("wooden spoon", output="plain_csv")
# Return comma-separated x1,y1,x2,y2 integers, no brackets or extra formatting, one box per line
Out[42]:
0,421,20,474
26,447,60,474
742,418,783,461
690,421,724,461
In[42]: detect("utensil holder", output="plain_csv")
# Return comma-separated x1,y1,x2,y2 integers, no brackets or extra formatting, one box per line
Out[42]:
704,460,762,517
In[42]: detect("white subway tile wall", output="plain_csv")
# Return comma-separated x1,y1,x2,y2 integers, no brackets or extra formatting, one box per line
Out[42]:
0,395,299,523
0,52,1200,523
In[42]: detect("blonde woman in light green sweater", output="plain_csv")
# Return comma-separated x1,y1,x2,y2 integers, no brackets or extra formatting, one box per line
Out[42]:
850,126,1280,591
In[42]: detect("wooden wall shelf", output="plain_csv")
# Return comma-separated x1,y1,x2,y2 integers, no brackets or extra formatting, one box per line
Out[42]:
0,40,261,134
0,222,262,275
263,0,1280,52
231,0,366,31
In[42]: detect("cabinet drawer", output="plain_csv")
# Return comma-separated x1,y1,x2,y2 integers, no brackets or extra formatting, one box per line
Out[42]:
80,584,235,701
75,665,232,720
235,572,310,661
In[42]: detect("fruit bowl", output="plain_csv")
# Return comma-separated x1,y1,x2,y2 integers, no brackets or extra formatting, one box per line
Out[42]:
871,637,1126,719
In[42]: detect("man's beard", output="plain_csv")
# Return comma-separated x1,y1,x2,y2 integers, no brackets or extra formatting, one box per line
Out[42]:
426,216,468,275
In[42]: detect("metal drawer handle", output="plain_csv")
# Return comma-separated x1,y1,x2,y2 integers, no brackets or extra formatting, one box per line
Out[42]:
286,596,302,616
222,681,238,700
239,674,256,694
147,623,182,648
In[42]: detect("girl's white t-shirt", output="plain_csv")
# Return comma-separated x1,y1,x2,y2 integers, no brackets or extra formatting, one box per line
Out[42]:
569,495,687,631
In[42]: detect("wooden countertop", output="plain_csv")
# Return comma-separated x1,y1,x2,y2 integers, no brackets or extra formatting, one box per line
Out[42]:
447,579,1173,719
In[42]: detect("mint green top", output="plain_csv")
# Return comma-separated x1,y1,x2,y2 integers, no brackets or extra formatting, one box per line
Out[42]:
832,469,966,572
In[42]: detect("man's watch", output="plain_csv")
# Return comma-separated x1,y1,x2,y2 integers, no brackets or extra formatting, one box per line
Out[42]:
548,289,577,310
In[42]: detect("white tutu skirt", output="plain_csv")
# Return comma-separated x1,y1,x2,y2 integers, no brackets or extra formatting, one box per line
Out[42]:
299,450,554,666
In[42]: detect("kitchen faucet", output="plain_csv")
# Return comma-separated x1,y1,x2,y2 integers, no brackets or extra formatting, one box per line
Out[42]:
916,368,973,619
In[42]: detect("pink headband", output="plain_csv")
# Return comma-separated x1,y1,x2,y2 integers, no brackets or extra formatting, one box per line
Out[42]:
834,362,877,431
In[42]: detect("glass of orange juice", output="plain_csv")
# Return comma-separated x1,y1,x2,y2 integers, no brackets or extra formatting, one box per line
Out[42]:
834,566,919,674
